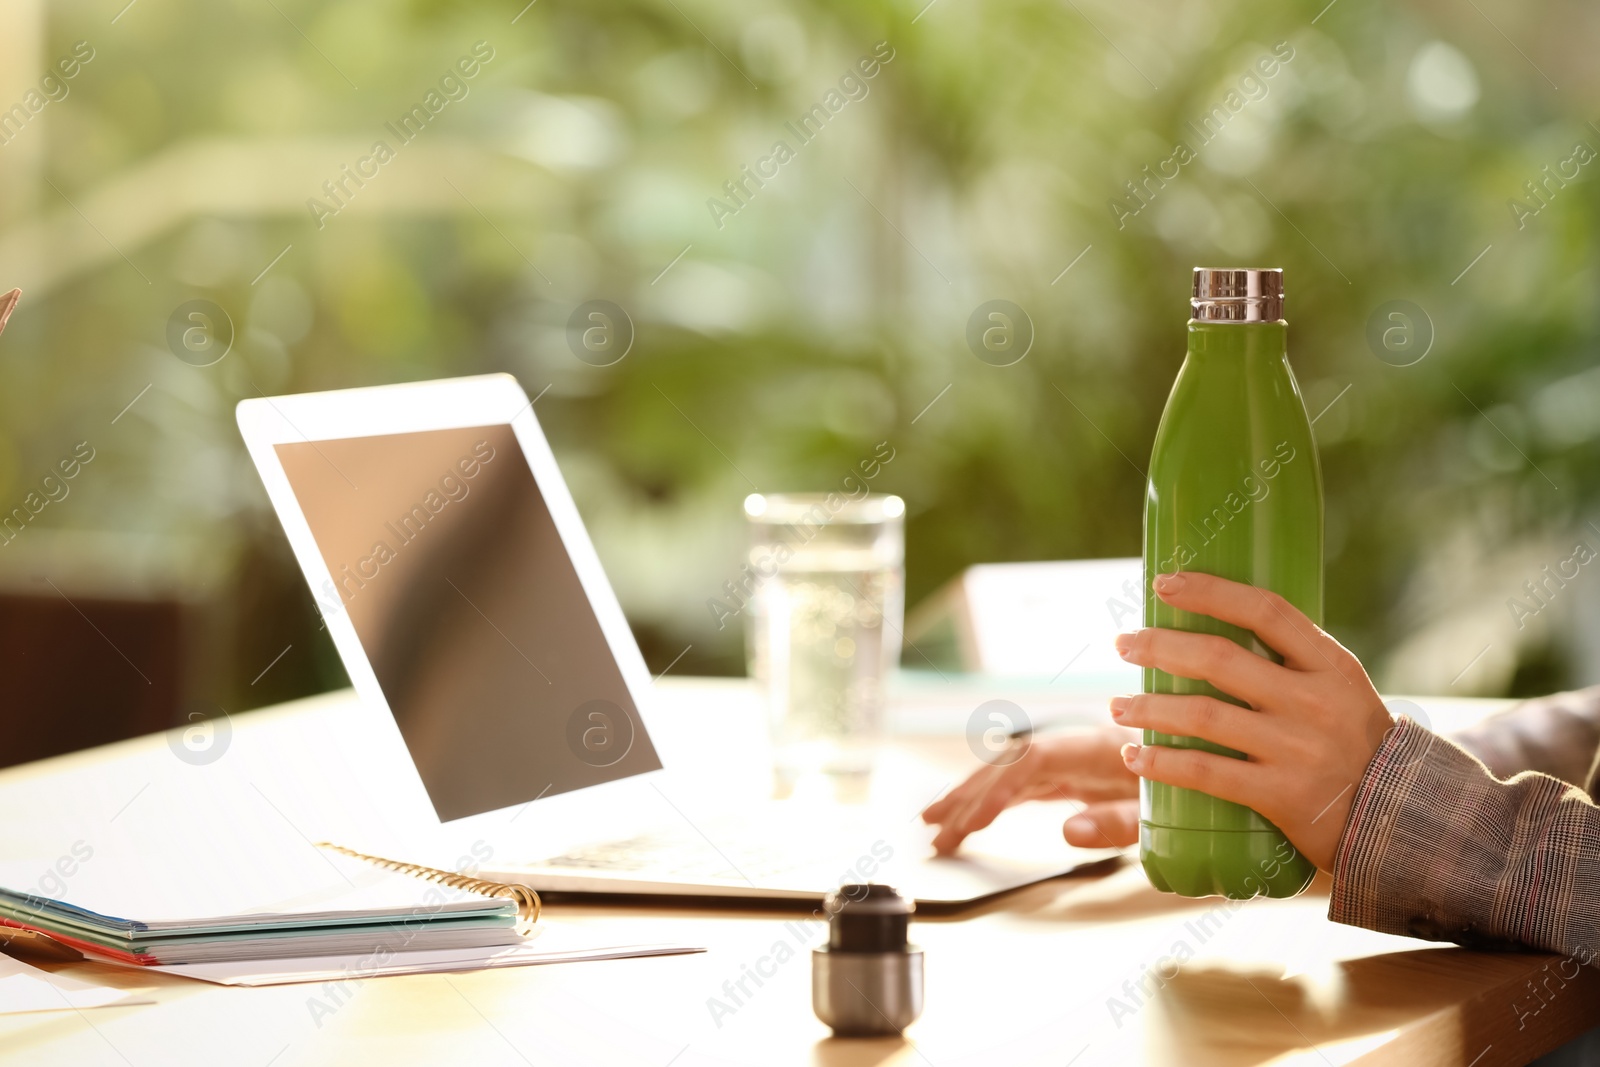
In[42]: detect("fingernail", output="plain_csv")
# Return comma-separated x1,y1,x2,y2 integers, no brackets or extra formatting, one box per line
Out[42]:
1064,812,1096,836
1120,742,1143,767
1154,572,1185,595
1109,695,1132,719
1114,632,1137,660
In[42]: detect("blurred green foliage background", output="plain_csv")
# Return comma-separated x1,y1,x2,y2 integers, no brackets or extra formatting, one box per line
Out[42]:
0,0,1596,724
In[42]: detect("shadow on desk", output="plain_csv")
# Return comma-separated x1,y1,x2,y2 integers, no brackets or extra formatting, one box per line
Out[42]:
908,864,1599,1067
1144,951,1600,1067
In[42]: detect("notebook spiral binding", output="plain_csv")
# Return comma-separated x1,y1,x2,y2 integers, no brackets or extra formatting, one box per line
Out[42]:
318,842,542,935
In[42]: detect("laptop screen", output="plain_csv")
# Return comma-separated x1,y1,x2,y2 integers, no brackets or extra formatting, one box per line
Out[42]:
275,423,661,822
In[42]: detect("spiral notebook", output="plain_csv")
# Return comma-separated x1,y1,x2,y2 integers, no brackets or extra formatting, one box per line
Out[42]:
0,843,539,967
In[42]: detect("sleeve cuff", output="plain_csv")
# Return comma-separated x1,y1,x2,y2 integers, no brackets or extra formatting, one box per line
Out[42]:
1327,715,1428,931
1327,713,1579,951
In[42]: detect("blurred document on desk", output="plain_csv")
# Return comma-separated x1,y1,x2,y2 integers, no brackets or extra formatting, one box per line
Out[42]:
906,559,1142,683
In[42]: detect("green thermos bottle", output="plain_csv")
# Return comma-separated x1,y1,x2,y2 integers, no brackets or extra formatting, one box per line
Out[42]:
1139,268,1320,899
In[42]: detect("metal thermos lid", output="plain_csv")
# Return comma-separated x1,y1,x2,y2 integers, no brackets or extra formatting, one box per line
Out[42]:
825,884,913,952
1191,267,1284,322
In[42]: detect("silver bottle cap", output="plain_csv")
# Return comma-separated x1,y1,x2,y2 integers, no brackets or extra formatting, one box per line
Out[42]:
1191,268,1284,322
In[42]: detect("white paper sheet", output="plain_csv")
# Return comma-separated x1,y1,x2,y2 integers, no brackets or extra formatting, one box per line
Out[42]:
0,954,151,1014
133,922,703,987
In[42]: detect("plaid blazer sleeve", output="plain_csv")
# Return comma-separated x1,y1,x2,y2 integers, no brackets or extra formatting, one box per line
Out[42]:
1329,716,1600,962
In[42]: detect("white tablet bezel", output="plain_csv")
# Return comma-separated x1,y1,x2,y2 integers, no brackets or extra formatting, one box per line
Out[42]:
236,374,672,855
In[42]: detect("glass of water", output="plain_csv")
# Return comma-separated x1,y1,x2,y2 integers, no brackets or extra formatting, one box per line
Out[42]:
743,492,905,799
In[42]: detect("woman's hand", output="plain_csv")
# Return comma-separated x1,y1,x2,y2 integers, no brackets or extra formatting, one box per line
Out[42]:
0,289,19,338
1113,571,1394,872
921,724,1141,855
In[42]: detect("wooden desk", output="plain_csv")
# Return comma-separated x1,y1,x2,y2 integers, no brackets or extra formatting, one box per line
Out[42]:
1,680,1595,1067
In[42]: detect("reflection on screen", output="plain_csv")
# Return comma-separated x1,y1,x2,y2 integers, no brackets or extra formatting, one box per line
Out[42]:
276,424,660,822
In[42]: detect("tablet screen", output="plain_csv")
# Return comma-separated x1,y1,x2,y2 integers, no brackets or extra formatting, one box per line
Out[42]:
275,423,661,822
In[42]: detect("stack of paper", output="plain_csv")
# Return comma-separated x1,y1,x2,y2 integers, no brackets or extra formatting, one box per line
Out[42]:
0,849,520,966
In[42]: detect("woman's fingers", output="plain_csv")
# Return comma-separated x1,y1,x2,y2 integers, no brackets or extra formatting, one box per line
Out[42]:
1121,741,1265,811
1063,798,1140,849
922,727,1132,823
929,750,1050,854
925,758,1035,854
1115,626,1292,709
1110,693,1281,757
1024,726,1138,792
921,763,998,825
923,728,1137,854
1151,571,1346,675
